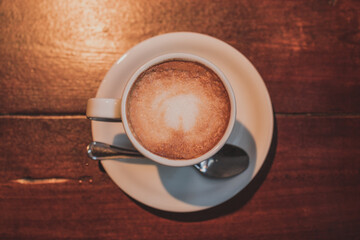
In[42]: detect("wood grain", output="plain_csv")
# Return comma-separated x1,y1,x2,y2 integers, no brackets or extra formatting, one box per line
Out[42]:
0,116,359,239
1,0,359,239
0,0,359,114
0,117,92,181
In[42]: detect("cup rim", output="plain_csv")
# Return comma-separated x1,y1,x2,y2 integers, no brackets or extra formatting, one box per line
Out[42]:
121,53,236,167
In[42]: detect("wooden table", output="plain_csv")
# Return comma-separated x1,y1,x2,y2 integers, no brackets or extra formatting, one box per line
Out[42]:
1,0,359,239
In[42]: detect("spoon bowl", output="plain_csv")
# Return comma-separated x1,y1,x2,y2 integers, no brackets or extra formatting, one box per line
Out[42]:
87,141,249,178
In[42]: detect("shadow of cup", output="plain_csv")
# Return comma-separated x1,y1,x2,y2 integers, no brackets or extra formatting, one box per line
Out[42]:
156,120,256,206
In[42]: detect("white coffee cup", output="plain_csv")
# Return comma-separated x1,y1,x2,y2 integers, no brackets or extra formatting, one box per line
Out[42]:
87,53,236,167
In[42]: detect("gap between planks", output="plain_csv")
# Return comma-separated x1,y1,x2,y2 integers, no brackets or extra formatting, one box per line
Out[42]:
10,176,94,185
0,113,359,119
0,114,86,119
12,178,71,184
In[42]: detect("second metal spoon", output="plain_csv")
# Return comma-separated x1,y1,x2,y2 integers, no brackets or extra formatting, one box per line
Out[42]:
87,141,249,178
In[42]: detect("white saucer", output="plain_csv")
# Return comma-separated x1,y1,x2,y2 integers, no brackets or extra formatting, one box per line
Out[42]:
91,32,274,212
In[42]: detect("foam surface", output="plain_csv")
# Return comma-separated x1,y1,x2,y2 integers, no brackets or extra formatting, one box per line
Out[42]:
126,60,231,160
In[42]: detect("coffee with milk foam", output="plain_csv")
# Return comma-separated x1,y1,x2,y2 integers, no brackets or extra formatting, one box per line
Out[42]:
126,60,231,160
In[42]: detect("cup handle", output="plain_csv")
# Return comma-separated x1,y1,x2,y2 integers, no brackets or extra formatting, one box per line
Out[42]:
86,98,122,122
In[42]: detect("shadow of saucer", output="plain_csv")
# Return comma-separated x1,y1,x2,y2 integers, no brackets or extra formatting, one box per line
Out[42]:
131,116,277,221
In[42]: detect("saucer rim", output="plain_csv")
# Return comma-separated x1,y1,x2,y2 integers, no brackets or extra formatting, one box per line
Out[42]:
91,32,274,212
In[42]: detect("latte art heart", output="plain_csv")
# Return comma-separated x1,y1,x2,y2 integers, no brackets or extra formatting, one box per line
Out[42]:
126,60,231,160
154,93,199,132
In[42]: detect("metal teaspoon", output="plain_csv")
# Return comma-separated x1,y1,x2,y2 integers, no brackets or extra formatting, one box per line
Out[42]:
87,141,249,178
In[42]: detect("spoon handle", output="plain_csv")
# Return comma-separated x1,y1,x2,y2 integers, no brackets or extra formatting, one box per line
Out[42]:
87,141,144,160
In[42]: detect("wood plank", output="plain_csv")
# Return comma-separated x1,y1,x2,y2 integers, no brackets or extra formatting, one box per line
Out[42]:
0,116,359,239
0,117,94,181
0,0,359,114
